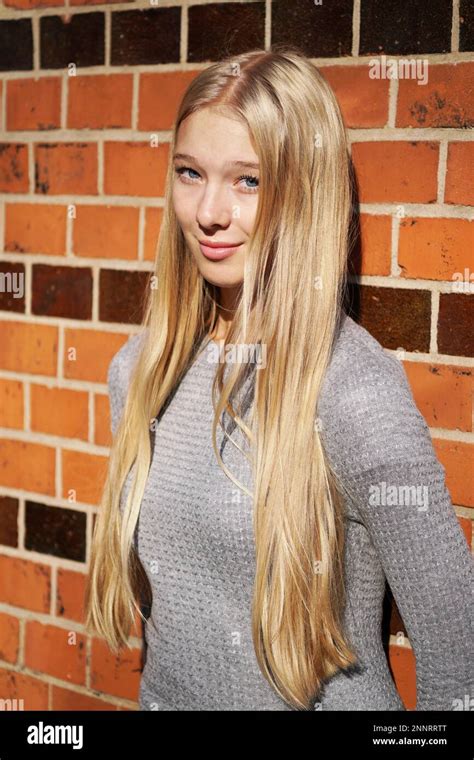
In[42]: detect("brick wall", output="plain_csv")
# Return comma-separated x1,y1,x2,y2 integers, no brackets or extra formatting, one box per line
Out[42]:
0,0,472,711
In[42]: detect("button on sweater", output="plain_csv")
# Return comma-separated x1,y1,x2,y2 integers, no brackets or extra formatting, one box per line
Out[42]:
107,312,474,711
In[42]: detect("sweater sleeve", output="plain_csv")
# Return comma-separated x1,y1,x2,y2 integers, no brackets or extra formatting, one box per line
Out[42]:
344,458,473,710
106,332,147,554
319,343,474,711
107,350,126,438
107,332,146,438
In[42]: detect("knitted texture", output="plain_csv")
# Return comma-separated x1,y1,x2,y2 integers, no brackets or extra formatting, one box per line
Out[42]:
107,312,474,711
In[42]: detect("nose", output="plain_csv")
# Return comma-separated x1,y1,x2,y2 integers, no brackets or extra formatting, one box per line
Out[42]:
196,181,233,229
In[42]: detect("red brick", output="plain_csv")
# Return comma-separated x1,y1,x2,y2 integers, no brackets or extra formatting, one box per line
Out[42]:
0,439,55,495
104,141,168,197
0,611,20,664
399,218,473,280
388,644,416,710
73,205,139,259
0,555,51,613
445,142,474,206
35,143,98,195
5,202,67,255
0,321,58,375
25,620,86,684
402,362,472,432
138,71,199,131
61,449,108,505
68,74,133,129
51,684,119,709
7,77,61,131
63,328,128,382
355,214,392,275
56,568,87,623
31,385,89,440
0,667,48,710
144,207,163,261
5,0,63,6
94,393,112,447
321,65,390,128
352,142,439,203
0,144,29,193
0,379,23,429
90,637,142,700
397,63,474,128
433,439,473,508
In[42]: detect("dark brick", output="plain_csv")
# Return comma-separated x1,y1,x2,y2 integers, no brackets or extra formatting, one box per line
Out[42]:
0,20,33,72
460,0,474,52
99,269,150,324
0,263,25,314
188,2,265,63
32,264,92,320
40,13,105,69
111,8,180,66
25,501,86,562
345,283,431,352
0,496,19,548
360,0,452,56
272,0,352,58
438,293,474,357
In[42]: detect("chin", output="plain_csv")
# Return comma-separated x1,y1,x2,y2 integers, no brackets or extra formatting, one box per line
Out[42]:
192,254,244,288
200,269,244,289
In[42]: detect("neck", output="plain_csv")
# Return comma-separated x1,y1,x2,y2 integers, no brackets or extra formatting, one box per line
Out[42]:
210,285,241,340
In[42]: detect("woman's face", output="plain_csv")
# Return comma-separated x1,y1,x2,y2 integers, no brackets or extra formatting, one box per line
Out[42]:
172,106,259,291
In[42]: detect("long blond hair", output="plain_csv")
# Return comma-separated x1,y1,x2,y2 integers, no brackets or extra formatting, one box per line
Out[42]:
85,46,359,710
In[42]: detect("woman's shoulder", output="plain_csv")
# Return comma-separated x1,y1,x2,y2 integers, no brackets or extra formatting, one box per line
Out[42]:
325,311,408,385
318,313,435,477
107,329,148,434
108,329,147,387
321,311,412,406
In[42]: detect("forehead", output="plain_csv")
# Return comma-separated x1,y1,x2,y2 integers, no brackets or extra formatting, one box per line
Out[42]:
175,107,258,166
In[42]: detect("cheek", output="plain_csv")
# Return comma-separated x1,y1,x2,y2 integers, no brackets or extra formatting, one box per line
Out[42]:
172,184,194,228
239,199,258,236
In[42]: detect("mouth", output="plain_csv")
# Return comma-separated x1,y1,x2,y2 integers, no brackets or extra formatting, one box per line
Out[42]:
198,241,244,261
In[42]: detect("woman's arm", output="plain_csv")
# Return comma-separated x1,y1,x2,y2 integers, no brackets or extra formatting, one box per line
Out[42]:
341,456,473,710
318,327,474,710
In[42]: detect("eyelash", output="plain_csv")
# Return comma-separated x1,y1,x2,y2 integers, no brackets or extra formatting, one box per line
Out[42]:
174,166,259,193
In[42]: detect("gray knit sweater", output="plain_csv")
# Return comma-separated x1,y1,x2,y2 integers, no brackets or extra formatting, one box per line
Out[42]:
107,312,473,711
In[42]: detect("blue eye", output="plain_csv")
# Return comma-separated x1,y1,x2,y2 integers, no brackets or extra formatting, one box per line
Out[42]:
174,166,259,193
239,174,259,191
175,167,200,180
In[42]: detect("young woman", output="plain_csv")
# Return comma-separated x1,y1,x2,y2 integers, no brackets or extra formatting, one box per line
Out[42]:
85,47,473,711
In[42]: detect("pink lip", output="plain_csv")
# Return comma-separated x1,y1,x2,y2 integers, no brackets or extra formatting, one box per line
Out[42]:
199,241,243,261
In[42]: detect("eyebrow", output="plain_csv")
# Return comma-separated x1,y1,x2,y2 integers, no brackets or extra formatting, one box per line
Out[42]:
173,153,260,171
